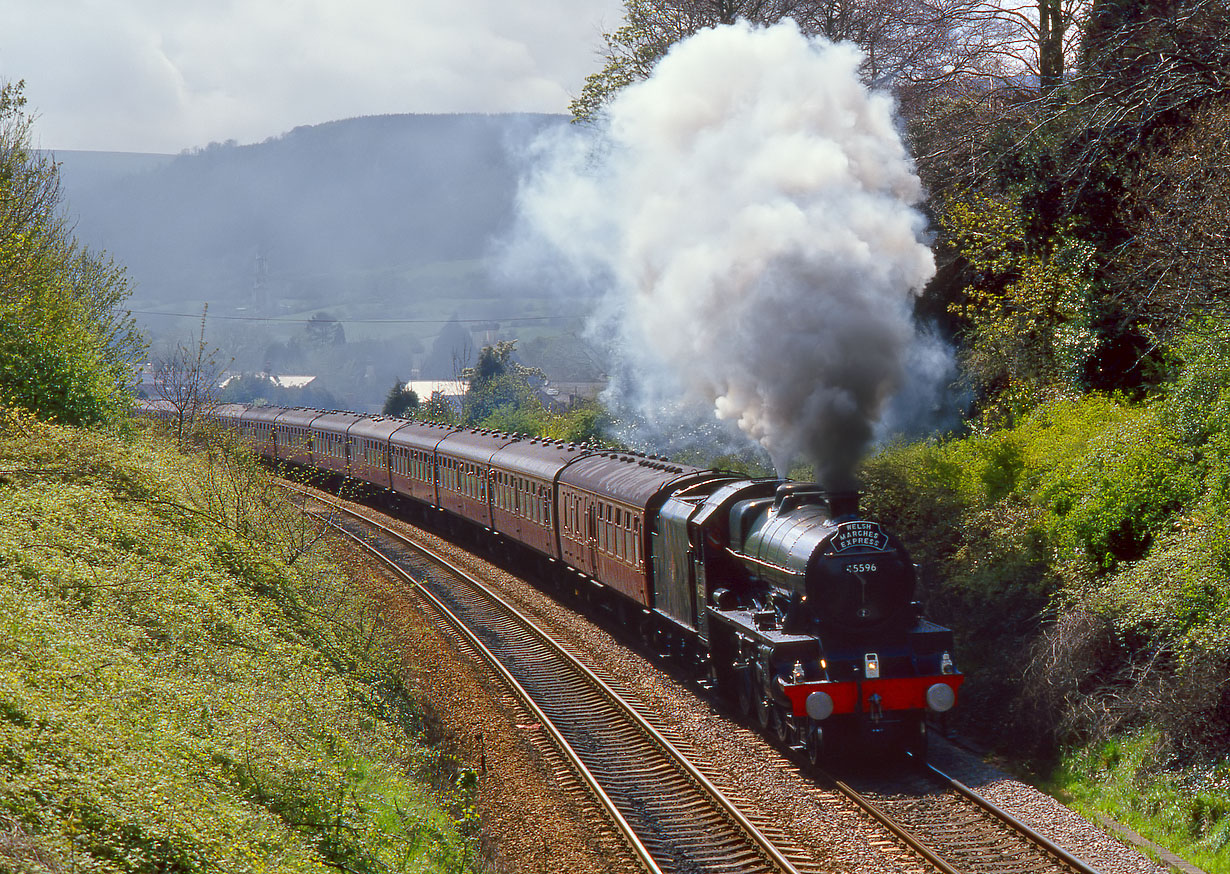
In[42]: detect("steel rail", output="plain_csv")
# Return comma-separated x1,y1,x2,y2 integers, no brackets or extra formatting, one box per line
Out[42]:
322,506,666,874
820,769,965,874
923,761,1102,874
301,488,804,874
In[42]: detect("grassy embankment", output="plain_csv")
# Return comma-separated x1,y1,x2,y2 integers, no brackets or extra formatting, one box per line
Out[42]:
862,322,1230,872
0,409,479,873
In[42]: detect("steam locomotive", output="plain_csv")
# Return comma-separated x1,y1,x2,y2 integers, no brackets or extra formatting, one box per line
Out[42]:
142,400,962,760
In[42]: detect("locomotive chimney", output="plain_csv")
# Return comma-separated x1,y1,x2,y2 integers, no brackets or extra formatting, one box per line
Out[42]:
773,482,824,514
825,490,861,519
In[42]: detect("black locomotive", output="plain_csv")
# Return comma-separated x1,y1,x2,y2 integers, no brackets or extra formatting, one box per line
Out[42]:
141,400,961,760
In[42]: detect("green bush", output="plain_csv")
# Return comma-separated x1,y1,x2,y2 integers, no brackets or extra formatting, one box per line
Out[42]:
861,351,1230,759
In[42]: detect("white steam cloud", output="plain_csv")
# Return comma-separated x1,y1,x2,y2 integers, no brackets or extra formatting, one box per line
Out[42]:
514,19,937,487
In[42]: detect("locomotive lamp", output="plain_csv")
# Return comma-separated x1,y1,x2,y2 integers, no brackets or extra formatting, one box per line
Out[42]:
864,652,880,679
940,651,955,674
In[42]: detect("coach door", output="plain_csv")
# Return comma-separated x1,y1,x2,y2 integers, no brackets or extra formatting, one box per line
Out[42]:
585,502,599,576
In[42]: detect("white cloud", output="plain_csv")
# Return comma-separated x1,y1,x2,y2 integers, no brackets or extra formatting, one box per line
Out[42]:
0,0,624,152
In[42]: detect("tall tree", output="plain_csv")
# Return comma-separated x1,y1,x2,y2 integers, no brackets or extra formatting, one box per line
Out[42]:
570,0,1017,121
459,340,546,427
0,79,143,425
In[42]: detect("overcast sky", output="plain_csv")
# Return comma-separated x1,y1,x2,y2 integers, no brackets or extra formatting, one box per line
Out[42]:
0,0,625,154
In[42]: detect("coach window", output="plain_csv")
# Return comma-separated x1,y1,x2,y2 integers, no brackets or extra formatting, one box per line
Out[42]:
633,518,642,568
614,508,623,559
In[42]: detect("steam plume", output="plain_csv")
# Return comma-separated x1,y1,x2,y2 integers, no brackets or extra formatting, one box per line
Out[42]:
516,20,936,487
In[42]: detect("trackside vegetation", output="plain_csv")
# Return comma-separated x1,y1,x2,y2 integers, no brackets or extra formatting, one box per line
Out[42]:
0,410,480,873
861,317,1230,872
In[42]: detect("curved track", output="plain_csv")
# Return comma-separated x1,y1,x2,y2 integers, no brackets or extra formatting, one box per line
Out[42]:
292,483,1110,874
302,488,813,874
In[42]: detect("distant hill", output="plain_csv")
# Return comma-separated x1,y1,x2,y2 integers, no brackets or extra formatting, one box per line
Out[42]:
53,113,569,319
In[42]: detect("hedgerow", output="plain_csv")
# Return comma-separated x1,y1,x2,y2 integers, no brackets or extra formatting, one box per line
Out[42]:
0,408,478,873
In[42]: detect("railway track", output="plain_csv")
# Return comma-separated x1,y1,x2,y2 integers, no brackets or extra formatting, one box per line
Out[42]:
299,488,815,874
821,762,1104,874
294,484,1113,874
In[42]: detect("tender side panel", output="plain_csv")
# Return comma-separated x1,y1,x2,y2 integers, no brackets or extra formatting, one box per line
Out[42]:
653,496,704,631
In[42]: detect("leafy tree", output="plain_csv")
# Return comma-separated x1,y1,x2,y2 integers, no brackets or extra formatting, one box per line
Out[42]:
570,0,1021,122
382,380,419,418
941,191,1098,421
543,399,613,445
459,340,546,427
421,390,457,424
0,80,142,425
